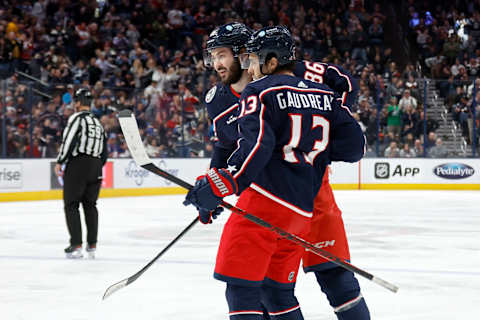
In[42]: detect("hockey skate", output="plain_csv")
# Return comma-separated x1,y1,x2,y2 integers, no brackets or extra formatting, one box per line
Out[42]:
64,245,83,259
86,244,96,259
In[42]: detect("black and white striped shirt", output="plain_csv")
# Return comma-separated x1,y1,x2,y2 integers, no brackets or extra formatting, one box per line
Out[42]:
57,111,107,164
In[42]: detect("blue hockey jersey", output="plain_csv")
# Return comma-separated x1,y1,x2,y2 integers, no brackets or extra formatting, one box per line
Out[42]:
205,84,242,168
293,61,358,109
206,61,358,169
226,75,364,215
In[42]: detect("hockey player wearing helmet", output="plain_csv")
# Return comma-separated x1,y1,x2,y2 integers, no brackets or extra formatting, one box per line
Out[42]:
185,26,366,320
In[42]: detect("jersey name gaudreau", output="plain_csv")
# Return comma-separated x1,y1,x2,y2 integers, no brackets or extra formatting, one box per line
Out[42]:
276,91,333,111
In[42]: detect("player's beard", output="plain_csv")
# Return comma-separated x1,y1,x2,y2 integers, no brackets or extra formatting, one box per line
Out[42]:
218,59,242,85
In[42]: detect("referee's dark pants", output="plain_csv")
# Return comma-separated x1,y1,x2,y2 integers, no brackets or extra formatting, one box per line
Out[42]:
63,155,103,247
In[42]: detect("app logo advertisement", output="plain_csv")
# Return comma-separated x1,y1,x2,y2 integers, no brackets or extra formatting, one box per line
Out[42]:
0,163,23,189
50,162,113,189
374,162,420,180
433,163,475,179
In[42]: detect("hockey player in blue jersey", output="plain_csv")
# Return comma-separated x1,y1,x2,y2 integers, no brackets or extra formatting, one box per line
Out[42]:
202,22,252,171
197,22,370,320
184,26,365,320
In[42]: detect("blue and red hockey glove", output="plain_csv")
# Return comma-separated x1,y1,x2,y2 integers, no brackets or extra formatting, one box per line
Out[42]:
183,168,238,223
183,175,223,224
197,206,224,224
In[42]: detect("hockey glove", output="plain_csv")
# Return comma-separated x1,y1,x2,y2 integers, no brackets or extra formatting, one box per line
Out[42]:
183,168,238,211
197,206,224,224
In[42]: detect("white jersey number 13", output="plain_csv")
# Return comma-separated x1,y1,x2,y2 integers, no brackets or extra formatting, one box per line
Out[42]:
283,114,329,164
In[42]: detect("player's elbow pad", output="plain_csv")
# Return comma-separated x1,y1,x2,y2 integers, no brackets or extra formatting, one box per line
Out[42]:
344,135,365,163
330,133,365,163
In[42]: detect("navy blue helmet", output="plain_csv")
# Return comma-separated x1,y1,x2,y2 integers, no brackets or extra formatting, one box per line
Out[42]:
203,22,252,67
241,26,295,69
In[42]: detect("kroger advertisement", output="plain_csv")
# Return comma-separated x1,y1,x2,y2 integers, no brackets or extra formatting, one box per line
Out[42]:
113,158,210,189
362,158,480,184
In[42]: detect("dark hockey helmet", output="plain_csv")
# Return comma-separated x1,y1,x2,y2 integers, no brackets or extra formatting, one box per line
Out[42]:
203,22,252,67
240,26,295,69
74,88,93,106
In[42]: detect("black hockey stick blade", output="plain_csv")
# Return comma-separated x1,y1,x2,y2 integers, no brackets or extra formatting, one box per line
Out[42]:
102,216,199,300
118,109,399,294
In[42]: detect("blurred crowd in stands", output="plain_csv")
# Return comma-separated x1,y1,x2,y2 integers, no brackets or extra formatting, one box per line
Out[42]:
408,0,480,155
0,0,479,159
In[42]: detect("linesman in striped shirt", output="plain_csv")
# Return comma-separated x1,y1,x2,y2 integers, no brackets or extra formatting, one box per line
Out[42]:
55,88,108,259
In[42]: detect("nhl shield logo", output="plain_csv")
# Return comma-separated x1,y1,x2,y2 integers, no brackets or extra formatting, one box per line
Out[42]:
374,162,390,179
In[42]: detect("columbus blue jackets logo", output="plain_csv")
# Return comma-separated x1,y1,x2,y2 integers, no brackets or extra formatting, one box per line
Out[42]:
205,86,217,103
374,162,390,179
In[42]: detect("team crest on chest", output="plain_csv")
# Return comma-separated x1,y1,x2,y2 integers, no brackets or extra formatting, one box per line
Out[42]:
205,86,217,103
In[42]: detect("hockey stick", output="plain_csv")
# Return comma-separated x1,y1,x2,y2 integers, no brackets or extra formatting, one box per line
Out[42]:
116,109,399,294
102,216,199,300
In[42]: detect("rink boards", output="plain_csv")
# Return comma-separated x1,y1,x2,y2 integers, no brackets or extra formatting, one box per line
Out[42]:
1,158,479,201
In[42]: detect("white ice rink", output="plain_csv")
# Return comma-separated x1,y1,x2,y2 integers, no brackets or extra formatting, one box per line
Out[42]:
1,190,479,319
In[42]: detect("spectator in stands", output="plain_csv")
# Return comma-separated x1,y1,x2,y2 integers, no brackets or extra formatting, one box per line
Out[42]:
386,76,403,101
351,23,368,65
405,75,419,99
401,105,418,138
398,89,418,110
453,96,471,142
399,143,416,158
144,136,160,158
451,58,465,77
443,35,461,65
413,139,424,157
428,138,449,158
368,17,384,46
384,141,400,157
386,97,402,139
425,132,437,151
425,54,445,77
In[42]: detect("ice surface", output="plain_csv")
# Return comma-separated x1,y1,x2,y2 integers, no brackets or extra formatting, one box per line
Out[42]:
1,190,479,319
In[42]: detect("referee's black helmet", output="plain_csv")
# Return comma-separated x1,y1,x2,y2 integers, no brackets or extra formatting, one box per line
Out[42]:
74,88,93,106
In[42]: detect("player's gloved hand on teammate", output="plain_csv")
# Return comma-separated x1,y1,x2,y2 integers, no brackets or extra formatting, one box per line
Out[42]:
183,168,238,219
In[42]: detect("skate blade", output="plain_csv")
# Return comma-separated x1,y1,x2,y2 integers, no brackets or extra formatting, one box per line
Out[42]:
66,252,84,259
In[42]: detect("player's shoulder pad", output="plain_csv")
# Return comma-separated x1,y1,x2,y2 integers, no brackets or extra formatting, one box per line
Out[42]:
302,77,335,93
241,76,269,98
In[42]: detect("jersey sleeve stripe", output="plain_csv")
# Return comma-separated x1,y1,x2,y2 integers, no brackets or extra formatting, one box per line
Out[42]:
212,103,238,139
250,183,313,218
340,103,354,117
327,65,353,92
229,311,264,316
268,305,300,316
259,85,334,102
232,102,266,179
